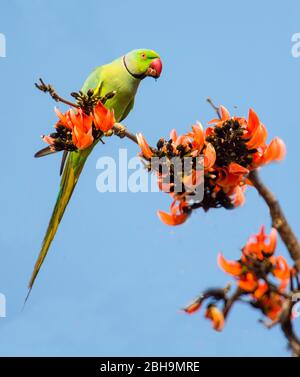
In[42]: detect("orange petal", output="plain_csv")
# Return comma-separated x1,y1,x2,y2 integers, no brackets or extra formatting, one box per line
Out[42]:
157,210,188,226
253,281,269,299
93,102,115,132
72,125,93,150
136,133,153,159
232,185,246,207
205,305,224,332
218,253,242,276
262,137,286,165
271,256,290,281
192,122,205,150
244,177,254,186
238,272,258,292
219,105,230,120
228,162,249,175
204,143,216,169
264,228,277,255
170,129,178,142
247,108,260,136
183,301,201,314
54,107,73,129
246,123,267,149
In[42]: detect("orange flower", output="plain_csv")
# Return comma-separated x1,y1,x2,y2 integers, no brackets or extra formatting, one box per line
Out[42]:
260,137,286,165
93,101,115,132
157,198,189,226
203,143,216,169
219,252,258,292
253,281,269,300
190,122,205,151
170,129,178,142
244,108,267,149
72,125,93,150
205,305,224,332
53,107,94,150
70,109,94,150
238,272,258,292
208,105,231,127
207,105,285,172
183,301,201,314
54,107,74,130
136,133,153,159
243,226,277,260
270,255,290,282
218,253,242,276
216,163,249,192
257,291,284,320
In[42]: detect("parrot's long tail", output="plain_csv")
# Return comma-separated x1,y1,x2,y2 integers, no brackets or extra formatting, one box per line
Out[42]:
25,148,92,303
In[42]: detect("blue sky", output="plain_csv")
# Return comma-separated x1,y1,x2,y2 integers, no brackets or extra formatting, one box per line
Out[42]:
0,0,299,356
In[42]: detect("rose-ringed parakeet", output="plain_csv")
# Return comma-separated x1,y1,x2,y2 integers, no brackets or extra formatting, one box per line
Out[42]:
28,49,162,299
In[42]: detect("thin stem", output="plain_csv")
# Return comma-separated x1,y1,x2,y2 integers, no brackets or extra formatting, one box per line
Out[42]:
113,124,138,144
223,287,243,318
206,97,221,119
248,170,300,271
35,78,78,108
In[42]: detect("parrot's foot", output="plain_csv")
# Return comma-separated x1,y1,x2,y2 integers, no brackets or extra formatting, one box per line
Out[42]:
113,123,127,138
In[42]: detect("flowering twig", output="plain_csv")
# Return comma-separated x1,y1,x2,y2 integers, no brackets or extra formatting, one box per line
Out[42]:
35,78,138,144
206,97,300,271
35,78,78,108
248,170,300,271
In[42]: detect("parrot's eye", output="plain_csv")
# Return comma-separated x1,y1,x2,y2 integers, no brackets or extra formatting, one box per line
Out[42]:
141,53,147,60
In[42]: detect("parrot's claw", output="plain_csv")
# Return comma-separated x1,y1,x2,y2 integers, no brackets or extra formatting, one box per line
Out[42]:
113,123,127,138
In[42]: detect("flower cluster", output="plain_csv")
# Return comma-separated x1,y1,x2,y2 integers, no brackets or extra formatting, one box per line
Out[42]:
219,226,292,319
183,226,295,331
42,101,115,152
137,106,286,226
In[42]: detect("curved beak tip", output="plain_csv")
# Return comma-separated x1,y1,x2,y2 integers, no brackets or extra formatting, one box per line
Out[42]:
150,58,163,78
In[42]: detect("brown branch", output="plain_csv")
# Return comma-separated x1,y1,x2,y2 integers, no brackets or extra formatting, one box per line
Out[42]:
248,170,300,271
206,97,221,119
112,124,138,144
280,300,300,357
223,287,243,319
35,78,78,108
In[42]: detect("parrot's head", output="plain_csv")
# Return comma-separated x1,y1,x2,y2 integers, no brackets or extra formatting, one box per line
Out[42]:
123,49,162,80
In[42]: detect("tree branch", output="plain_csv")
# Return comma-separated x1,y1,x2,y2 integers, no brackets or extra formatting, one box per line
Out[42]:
223,287,243,319
112,124,138,144
248,170,300,271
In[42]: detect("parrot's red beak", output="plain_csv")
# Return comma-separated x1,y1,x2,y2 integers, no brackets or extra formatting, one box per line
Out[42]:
148,58,163,78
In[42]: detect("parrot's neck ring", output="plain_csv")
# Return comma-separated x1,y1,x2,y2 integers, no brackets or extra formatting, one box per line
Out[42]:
123,56,146,80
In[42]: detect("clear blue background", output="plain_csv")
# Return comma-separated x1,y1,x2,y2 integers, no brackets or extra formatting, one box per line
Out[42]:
0,0,299,356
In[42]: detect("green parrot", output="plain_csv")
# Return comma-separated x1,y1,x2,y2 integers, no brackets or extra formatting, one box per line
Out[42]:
28,49,162,298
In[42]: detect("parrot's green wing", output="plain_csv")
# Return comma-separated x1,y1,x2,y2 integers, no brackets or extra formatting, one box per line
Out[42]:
81,66,104,96
119,98,134,122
